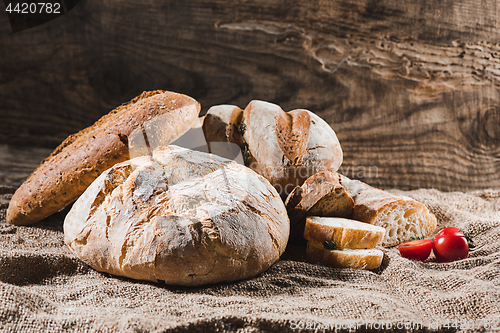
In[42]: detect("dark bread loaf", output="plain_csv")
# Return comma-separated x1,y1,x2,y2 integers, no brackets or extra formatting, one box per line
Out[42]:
7,90,200,226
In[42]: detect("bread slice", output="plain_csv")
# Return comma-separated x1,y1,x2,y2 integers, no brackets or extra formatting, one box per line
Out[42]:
340,175,437,247
306,242,384,270
7,90,200,226
304,217,386,249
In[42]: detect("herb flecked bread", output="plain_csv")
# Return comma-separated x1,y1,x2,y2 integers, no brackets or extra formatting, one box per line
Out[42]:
64,145,290,286
7,90,200,226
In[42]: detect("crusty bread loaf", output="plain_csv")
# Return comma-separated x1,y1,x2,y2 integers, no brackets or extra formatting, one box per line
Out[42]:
285,171,354,242
341,175,437,247
303,217,386,249
202,105,243,147
7,91,200,226
285,171,354,220
306,242,384,270
64,145,289,287
200,106,246,162
202,101,343,199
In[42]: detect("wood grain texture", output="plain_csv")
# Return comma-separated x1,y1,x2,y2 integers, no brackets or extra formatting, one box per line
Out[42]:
0,0,499,191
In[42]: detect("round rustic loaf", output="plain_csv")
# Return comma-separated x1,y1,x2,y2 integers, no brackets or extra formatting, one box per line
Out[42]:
63,145,289,286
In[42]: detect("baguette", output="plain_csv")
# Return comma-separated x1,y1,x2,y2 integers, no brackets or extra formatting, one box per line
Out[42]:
306,242,384,270
304,217,386,249
341,175,437,247
7,90,200,226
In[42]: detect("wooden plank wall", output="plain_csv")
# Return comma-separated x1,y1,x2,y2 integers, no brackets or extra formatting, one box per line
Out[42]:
1,0,499,191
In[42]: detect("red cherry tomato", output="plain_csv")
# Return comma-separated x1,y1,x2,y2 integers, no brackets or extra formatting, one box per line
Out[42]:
433,227,469,262
398,239,433,261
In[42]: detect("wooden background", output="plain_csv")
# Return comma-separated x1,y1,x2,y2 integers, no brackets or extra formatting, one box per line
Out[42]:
1,0,499,191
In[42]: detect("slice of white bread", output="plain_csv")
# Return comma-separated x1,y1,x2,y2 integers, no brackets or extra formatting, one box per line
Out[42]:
304,217,386,249
285,171,354,221
306,242,384,270
340,175,437,247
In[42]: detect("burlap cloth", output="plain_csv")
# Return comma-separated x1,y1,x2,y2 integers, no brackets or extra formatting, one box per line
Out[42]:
1,185,499,332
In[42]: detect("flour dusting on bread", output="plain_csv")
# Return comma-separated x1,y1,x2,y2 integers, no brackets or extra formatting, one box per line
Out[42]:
64,146,289,286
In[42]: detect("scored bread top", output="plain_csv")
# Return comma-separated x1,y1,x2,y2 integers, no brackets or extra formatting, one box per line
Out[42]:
201,101,343,199
304,216,385,249
7,90,200,226
64,145,290,286
242,100,286,186
275,109,310,165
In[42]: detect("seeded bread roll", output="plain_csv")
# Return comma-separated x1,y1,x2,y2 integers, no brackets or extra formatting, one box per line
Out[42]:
7,91,200,226
202,101,343,199
64,145,289,286
306,242,384,270
304,217,386,249
341,175,437,247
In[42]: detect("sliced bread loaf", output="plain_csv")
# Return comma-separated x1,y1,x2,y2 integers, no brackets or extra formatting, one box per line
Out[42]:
285,171,354,243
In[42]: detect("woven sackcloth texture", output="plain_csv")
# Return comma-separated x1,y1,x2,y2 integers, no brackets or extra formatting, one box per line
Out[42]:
1,185,500,332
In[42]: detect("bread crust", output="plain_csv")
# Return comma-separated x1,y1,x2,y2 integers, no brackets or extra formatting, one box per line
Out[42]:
285,171,354,243
7,91,200,226
64,145,289,286
202,105,244,147
341,175,437,247
303,217,385,249
204,101,343,199
306,242,383,270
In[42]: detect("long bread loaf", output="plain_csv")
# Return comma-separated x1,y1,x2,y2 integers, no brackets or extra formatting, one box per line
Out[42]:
7,90,200,225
